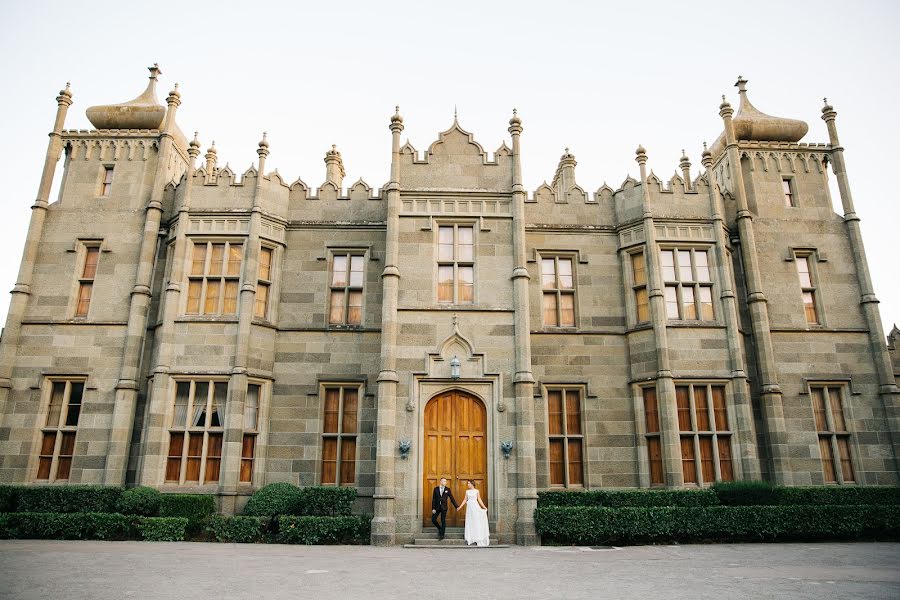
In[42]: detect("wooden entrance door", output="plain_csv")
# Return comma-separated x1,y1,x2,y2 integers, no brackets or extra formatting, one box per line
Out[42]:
422,390,487,527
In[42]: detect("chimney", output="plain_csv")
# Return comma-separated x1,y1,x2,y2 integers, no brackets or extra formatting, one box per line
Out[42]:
324,144,345,189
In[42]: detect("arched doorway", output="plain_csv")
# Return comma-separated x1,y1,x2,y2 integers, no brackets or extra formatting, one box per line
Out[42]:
422,389,487,528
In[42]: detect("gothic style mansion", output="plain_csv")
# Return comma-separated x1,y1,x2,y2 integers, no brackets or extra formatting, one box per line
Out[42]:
0,65,897,545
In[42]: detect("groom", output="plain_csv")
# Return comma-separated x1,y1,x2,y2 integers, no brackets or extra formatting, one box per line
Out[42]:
431,477,459,540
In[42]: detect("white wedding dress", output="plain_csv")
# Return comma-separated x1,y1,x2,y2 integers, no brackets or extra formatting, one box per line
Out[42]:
464,489,490,547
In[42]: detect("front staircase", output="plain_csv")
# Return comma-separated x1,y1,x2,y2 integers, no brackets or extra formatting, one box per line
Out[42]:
403,527,508,549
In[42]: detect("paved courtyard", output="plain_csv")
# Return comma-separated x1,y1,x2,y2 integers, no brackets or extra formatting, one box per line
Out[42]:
0,540,898,599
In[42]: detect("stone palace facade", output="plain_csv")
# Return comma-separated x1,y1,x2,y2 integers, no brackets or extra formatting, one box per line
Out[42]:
0,65,897,545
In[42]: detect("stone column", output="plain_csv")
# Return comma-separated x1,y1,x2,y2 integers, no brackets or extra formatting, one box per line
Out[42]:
701,145,760,480
508,111,538,545
371,108,403,546
219,134,269,511
109,84,182,486
719,97,791,484
636,146,682,486
0,83,73,426
821,100,900,474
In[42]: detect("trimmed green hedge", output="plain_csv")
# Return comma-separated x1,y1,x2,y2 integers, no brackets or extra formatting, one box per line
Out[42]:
159,494,216,521
135,517,188,541
243,483,302,517
205,515,269,543
0,512,131,540
117,487,162,517
538,489,719,508
275,515,371,545
10,486,123,514
534,505,900,545
297,487,356,516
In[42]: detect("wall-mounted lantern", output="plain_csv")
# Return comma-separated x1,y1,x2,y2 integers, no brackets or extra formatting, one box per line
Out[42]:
450,355,461,380
500,440,514,459
399,440,411,459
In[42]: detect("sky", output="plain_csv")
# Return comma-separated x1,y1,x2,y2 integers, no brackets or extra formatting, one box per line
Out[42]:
0,0,898,336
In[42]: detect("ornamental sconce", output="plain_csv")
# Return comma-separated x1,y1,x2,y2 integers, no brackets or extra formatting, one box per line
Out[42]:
399,440,412,459
450,355,461,380
500,440,514,459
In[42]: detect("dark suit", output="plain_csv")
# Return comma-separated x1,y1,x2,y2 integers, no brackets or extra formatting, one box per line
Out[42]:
431,485,459,538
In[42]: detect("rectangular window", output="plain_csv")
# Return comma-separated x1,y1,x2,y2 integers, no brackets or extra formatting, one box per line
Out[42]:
795,254,819,325
660,248,714,321
321,386,359,486
35,379,85,481
782,178,795,207
631,251,649,323
642,386,663,485
547,389,584,487
541,256,576,327
811,385,854,484
328,253,364,325
165,380,227,485
75,245,100,318
186,241,243,316
437,225,474,304
255,246,274,320
240,383,261,483
675,383,733,485
100,166,114,196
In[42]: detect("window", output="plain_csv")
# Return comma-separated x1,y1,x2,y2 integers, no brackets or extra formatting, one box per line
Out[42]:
675,384,733,485
437,225,474,304
166,380,227,484
186,241,243,316
661,249,714,321
547,389,584,487
321,386,359,485
255,246,274,319
631,251,649,323
241,383,261,483
35,379,85,481
100,166,113,196
329,253,364,325
541,256,575,327
642,386,663,485
811,385,854,484
795,254,819,325
782,178,795,207
75,245,100,318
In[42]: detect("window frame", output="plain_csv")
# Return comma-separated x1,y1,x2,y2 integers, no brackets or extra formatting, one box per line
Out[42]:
809,383,856,485
782,177,796,207
254,245,276,321
659,246,716,322
164,378,229,486
72,241,102,319
674,382,734,486
184,238,245,317
240,380,267,485
640,385,664,486
435,223,476,305
545,386,586,488
539,254,577,328
327,250,366,327
793,251,821,326
628,249,650,324
33,377,86,483
99,165,114,197
319,383,362,487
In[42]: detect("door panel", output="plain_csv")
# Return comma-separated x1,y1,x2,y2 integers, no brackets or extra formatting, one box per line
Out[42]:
422,390,487,527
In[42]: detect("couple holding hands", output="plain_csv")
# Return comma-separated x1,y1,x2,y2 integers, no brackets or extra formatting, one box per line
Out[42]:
430,477,490,547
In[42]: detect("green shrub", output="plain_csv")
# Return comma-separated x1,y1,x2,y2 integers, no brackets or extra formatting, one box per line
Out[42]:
205,515,269,543
116,487,162,516
773,486,900,506
159,494,216,521
243,483,303,517
0,486,17,513
534,504,900,546
275,515,371,544
0,512,132,540
135,517,189,541
297,486,357,516
14,486,122,514
538,489,719,508
712,481,777,506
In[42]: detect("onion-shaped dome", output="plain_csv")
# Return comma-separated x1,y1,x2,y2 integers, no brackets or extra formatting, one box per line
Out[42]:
86,64,166,130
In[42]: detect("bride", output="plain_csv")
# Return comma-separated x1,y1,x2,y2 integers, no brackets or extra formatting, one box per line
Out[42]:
455,480,490,547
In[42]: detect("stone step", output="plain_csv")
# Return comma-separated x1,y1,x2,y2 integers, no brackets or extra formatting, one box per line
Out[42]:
412,537,500,546
404,541,508,549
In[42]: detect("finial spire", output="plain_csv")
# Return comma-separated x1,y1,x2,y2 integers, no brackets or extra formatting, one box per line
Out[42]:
453,104,458,122
149,63,161,80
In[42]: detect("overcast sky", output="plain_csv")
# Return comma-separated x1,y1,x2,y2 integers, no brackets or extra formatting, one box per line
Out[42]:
0,0,897,336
